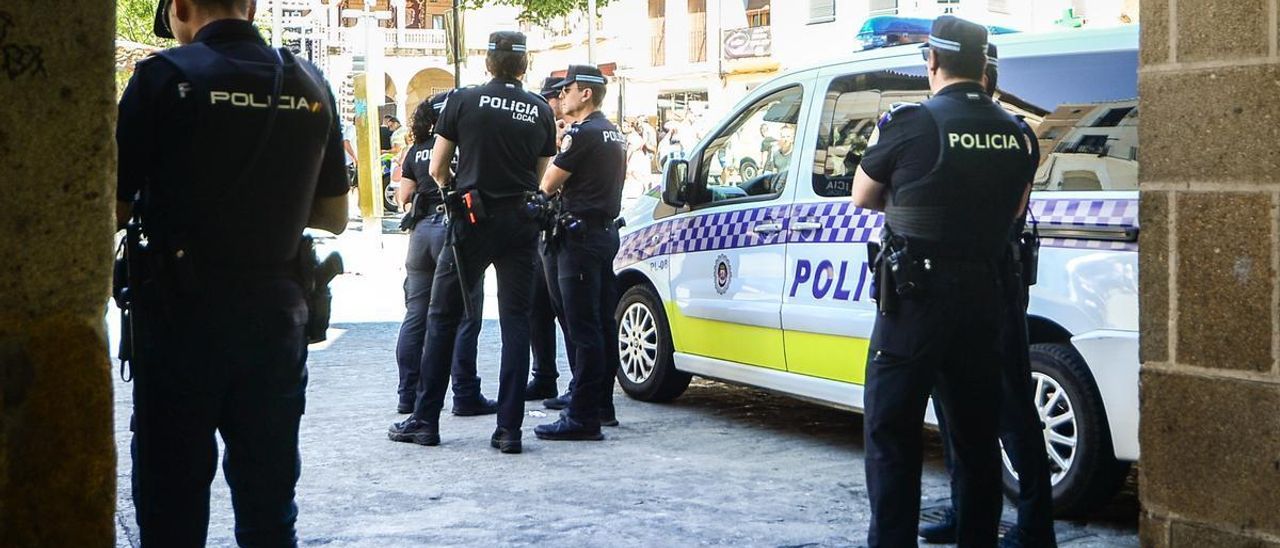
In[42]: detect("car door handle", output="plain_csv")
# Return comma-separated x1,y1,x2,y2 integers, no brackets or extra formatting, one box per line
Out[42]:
792,221,822,231
752,221,784,234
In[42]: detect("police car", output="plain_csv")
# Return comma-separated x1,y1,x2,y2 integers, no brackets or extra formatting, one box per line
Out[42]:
612,25,1139,516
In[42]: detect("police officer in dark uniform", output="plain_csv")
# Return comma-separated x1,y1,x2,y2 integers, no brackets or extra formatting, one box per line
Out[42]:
388,30,556,454
116,0,348,544
852,16,1036,547
526,75,578,402
919,44,1056,548
393,91,497,417
534,65,627,440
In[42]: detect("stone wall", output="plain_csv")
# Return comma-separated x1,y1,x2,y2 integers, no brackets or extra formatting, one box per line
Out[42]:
0,1,117,545
1139,1,1280,546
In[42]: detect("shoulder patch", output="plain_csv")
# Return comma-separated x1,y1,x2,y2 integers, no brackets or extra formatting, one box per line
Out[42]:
560,134,573,154
877,102,920,129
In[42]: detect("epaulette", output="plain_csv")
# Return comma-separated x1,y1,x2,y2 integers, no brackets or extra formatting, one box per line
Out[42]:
877,102,920,129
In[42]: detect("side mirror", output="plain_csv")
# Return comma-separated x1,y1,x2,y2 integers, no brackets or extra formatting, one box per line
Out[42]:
661,158,690,208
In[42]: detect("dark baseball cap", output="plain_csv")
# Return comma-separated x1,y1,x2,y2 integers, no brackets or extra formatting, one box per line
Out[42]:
986,43,999,67
153,0,174,39
539,76,564,98
923,15,988,57
488,31,528,53
554,64,607,88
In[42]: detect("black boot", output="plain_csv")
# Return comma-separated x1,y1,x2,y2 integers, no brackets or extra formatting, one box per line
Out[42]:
452,397,499,416
534,415,604,441
525,378,559,401
490,427,523,454
387,417,440,446
543,391,572,410
919,506,956,544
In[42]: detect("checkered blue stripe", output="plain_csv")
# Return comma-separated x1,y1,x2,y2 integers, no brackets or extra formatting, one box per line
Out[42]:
615,197,1138,269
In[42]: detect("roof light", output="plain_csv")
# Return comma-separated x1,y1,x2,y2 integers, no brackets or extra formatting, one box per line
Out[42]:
855,16,1020,52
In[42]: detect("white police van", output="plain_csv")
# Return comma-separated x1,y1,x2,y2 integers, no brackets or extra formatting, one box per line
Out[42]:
612,25,1139,516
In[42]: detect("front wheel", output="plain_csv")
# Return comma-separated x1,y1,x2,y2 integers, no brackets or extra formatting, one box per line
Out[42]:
615,284,690,402
1001,343,1131,517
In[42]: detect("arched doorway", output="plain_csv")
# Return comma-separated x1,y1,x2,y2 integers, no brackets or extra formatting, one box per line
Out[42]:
405,68,455,123
381,73,398,119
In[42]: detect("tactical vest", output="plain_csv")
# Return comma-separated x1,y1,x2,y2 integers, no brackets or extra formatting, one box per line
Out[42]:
885,88,1029,260
146,43,334,272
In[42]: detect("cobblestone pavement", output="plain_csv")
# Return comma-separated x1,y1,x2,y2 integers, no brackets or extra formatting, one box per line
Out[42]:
111,227,1138,547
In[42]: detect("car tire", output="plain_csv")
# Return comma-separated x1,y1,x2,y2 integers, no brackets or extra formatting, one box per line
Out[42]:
739,158,759,180
614,284,690,402
383,175,399,214
1001,343,1131,517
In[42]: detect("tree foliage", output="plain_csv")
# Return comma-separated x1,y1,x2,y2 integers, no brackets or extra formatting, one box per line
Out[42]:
461,0,614,25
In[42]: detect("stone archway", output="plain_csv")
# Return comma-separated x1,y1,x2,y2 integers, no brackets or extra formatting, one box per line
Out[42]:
382,73,398,119
405,67,454,123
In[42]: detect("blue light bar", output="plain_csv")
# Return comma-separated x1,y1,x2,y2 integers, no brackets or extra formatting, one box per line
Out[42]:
855,16,1020,51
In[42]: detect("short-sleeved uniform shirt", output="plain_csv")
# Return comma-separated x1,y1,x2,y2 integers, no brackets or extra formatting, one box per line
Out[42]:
399,136,444,210
861,82,1039,190
434,78,557,200
555,111,628,220
116,19,348,268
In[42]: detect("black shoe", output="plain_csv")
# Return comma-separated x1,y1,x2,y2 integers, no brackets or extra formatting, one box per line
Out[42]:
919,506,956,544
600,406,619,427
543,392,571,410
999,526,1057,548
387,418,440,446
489,427,523,454
534,416,604,441
525,379,559,401
452,397,498,416
396,400,413,414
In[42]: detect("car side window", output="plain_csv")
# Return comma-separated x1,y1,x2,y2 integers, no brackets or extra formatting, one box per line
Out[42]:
811,71,930,198
694,86,803,206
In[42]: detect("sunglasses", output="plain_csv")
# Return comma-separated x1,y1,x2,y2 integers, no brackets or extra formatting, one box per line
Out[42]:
558,85,581,96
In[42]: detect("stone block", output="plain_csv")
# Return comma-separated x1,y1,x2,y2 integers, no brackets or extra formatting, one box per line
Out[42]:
1142,512,1171,548
1140,0,1169,66
1140,191,1170,363
1174,192,1273,372
1140,369,1280,535
1171,521,1280,547
0,317,116,546
1140,66,1280,184
1175,0,1269,62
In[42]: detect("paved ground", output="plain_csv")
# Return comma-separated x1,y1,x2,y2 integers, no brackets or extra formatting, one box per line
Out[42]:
111,226,1139,547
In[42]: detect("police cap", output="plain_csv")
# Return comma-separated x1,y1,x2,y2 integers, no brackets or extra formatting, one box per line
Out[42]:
539,76,564,99
554,64,607,88
924,15,988,57
986,43,999,67
424,91,451,125
153,0,175,39
488,31,528,53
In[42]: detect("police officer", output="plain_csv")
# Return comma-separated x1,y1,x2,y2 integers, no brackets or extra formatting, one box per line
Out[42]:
534,64,627,440
116,0,348,544
919,43,1055,548
393,92,497,417
388,30,556,454
852,16,1035,547
526,75,577,402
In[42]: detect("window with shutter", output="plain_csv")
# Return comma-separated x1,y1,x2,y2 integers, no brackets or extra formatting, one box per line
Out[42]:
869,0,897,14
809,0,835,24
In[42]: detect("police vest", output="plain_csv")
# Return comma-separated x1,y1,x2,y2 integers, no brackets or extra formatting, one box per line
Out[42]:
149,43,334,271
885,90,1029,260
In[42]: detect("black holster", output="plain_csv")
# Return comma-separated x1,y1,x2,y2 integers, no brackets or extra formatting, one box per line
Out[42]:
296,235,344,343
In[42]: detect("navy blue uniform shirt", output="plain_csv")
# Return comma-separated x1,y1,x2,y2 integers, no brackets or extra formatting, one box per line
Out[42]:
400,137,444,210
434,78,557,199
116,19,347,269
554,111,627,221
861,82,1039,189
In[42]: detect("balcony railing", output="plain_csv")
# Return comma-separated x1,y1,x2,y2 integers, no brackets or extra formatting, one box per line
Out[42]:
328,27,448,52
722,26,771,60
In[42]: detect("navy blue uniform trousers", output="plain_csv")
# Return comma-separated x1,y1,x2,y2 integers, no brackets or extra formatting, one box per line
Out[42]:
935,271,1056,544
131,279,307,547
864,271,1006,548
530,247,576,383
553,226,621,427
412,210,537,428
396,214,486,406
